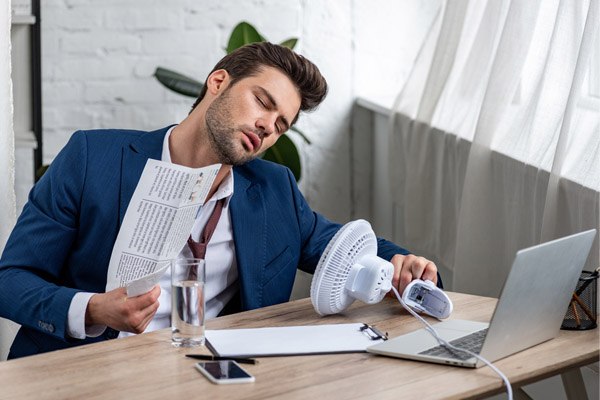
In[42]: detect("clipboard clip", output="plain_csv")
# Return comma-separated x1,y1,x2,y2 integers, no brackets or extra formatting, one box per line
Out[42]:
360,324,388,341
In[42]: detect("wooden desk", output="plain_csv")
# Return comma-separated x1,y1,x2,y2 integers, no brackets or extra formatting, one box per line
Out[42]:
0,292,597,400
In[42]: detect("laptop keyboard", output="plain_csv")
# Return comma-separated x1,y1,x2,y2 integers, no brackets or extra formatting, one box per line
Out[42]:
418,328,488,361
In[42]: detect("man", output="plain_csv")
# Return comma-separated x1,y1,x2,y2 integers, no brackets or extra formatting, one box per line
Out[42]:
0,42,439,359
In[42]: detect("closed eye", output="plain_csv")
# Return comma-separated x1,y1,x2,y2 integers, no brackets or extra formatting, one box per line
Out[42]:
256,95,283,134
254,85,291,133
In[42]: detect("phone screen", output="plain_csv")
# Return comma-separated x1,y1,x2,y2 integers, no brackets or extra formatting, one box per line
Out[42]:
196,361,255,384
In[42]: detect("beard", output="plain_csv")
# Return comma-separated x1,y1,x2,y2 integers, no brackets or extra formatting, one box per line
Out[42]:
205,87,263,166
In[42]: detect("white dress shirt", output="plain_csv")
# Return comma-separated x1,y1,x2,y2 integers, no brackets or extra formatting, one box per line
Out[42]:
67,126,238,339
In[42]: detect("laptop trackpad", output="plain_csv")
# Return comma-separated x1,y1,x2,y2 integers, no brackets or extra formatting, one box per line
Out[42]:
367,319,489,355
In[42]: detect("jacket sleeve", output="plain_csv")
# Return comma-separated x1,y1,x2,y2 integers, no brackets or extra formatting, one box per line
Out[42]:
287,170,341,273
0,131,88,341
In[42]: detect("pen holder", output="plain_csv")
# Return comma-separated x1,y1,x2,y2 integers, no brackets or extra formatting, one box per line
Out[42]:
561,270,598,330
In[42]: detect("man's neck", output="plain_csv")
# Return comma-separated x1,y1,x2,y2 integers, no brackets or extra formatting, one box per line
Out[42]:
169,115,214,167
169,115,232,201
206,166,233,200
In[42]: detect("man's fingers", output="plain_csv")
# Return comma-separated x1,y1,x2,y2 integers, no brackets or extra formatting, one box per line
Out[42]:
409,257,428,280
133,301,160,333
389,254,439,296
141,297,160,318
422,262,438,284
390,254,410,292
124,297,159,334
130,286,160,333
399,270,413,295
127,285,161,309
117,285,161,333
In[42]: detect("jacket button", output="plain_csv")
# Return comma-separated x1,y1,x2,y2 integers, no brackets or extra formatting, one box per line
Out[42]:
38,321,54,332
104,328,119,339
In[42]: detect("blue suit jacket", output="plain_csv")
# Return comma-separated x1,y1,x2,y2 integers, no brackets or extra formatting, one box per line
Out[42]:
0,126,412,359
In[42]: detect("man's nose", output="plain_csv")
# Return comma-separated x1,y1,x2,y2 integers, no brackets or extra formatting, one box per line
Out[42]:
256,114,276,136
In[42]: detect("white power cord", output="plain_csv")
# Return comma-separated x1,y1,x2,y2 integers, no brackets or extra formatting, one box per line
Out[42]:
391,286,513,400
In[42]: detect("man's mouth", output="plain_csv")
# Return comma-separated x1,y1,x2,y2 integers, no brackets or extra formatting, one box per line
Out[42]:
242,131,261,152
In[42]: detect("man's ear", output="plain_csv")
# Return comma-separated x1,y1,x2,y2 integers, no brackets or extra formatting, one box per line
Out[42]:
206,69,230,95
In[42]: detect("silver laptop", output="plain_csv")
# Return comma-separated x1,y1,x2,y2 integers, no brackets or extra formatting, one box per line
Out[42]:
367,229,597,368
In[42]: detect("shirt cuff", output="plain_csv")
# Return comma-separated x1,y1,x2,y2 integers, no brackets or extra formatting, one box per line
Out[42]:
67,292,106,339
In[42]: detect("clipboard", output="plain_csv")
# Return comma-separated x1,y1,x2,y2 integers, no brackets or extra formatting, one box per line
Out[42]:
205,323,387,358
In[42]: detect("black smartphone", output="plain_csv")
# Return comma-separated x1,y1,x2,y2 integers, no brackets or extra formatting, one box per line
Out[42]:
195,360,255,384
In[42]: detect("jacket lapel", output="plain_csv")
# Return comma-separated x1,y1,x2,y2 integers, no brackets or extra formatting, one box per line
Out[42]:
118,130,268,310
230,168,266,310
118,127,171,225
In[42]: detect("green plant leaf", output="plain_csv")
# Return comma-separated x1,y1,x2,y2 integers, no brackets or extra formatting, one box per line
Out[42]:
290,126,311,145
227,22,265,53
261,134,302,181
279,38,298,50
154,67,203,97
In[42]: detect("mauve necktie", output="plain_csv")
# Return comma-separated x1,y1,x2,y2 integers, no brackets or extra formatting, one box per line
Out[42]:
187,198,226,260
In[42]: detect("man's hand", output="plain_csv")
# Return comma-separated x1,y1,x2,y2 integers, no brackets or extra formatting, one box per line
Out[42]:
85,285,161,334
390,254,438,296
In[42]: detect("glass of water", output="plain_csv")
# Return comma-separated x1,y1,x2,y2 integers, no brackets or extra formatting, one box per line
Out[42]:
171,258,205,347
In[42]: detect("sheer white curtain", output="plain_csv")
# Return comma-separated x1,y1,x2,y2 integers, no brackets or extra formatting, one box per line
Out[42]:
390,0,599,297
1,0,18,361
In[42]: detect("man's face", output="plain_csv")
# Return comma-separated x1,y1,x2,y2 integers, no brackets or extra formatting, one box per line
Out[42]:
204,66,301,166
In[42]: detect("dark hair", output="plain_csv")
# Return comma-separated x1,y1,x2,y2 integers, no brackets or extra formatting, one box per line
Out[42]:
191,42,328,123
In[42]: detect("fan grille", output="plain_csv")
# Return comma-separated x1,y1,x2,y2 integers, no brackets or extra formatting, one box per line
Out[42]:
311,220,377,315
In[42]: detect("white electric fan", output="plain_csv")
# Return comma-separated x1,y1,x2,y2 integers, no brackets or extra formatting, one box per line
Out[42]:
312,221,509,397
310,219,394,315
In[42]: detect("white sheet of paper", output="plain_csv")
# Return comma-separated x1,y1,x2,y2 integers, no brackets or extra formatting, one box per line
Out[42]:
205,323,386,357
126,263,169,297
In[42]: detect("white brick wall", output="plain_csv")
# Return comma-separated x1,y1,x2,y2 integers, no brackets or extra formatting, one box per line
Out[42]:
34,0,431,223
